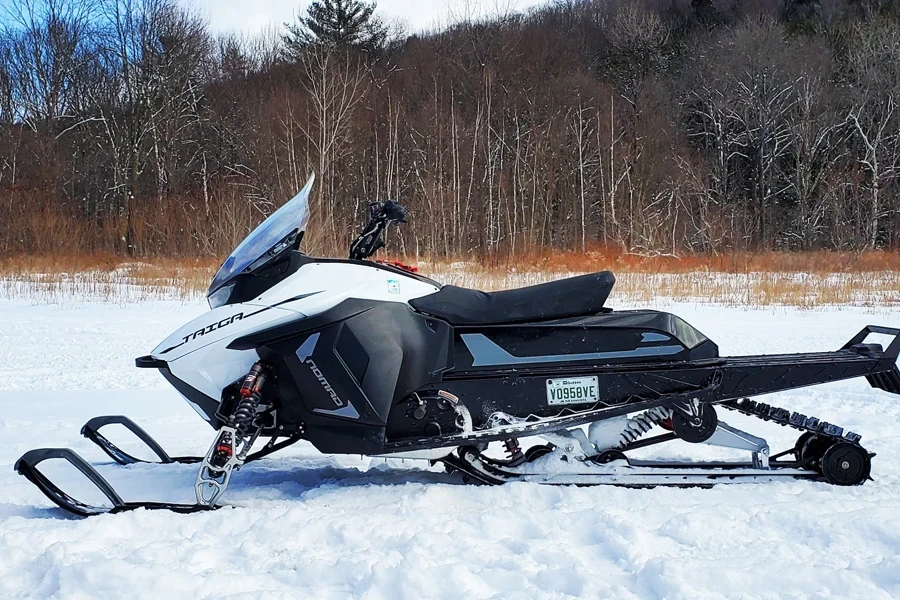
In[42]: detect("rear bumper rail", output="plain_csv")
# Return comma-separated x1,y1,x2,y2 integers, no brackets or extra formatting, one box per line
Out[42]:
843,325,900,394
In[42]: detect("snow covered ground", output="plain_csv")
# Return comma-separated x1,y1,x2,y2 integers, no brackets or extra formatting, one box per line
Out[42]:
1,295,900,599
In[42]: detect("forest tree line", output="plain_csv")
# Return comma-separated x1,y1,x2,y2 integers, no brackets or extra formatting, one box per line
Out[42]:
1,0,900,258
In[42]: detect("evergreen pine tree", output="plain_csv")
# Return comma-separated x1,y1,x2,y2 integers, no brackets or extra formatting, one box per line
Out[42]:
283,0,387,57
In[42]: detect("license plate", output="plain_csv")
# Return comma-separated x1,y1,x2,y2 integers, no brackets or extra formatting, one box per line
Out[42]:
546,376,599,406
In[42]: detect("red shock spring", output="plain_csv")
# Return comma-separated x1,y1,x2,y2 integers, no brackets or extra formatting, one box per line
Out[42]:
240,363,265,398
504,438,523,459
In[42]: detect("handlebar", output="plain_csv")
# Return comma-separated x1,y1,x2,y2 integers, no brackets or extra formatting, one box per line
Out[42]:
349,201,408,260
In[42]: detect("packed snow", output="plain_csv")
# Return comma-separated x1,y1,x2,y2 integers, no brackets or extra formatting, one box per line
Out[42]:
1,295,899,599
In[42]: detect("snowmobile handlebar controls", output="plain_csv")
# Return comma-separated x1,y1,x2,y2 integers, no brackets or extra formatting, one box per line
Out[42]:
348,201,408,260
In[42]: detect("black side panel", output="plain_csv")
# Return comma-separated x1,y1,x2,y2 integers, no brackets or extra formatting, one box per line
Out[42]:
335,326,370,386
158,366,223,429
451,310,718,371
433,366,717,427
409,271,615,325
253,299,453,455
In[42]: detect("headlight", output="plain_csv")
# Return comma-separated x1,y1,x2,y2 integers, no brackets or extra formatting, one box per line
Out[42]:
208,281,236,309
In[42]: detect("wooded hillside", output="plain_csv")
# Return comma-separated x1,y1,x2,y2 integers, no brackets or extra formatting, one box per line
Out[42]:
1,0,899,258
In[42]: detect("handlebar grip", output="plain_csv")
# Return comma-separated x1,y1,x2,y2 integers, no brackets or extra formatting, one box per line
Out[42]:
369,201,407,223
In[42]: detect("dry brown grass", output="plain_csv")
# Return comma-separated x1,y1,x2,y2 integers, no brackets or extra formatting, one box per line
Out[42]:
471,246,900,275
0,255,217,303
425,268,900,309
1,250,898,308
412,249,900,308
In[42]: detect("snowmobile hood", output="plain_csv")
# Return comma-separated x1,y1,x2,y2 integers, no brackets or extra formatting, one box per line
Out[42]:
208,175,315,307
150,303,301,361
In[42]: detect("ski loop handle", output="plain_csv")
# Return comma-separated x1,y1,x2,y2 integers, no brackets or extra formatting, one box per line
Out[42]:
80,416,193,465
13,448,215,517
80,415,301,466
16,415,304,516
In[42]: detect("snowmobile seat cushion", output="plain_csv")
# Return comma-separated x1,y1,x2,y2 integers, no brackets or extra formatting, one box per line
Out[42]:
410,271,615,325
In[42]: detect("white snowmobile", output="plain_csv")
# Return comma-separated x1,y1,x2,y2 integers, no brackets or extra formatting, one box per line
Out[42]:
16,175,900,515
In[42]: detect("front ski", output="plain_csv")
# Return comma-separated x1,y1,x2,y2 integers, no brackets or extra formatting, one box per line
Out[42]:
14,415,301,516
81,415,203,465
14,448,214,517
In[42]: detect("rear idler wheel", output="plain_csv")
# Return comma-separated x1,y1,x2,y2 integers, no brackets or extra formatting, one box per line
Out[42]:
672,405,718,443
799,435,835,473
524,444,554,462
794,432,815,459
820,442,871,486
590,449,628,464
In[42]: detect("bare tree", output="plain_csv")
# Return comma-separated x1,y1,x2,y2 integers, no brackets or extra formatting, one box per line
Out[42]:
2,0,900,258
787,75,848,249
297,44,367,249
846,21,900,248
3,0,94,128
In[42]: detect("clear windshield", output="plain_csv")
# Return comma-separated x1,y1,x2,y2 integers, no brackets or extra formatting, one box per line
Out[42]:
208,175,315,299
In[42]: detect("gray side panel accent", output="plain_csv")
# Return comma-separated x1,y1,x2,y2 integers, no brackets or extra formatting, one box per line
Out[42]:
295,332,320,361
460,333,684,367
641,332,671,343
297,333,359,419
313,404,360,419
296,331,360,419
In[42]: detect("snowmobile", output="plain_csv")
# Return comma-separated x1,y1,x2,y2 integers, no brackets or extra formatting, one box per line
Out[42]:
15,174,900,516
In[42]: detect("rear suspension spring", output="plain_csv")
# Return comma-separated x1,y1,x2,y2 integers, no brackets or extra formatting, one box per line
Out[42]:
618,407,673,446
504,438,523,459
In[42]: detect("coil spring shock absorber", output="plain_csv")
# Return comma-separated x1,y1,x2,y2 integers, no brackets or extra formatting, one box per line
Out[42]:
503,438,526,466
210,362,270,470
588,407,675,464
197,361,274,507
233,362,269,436
618,407,673,446
589,407,673,456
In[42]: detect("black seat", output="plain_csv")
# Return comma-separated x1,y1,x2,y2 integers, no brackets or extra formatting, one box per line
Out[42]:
409,271,615,326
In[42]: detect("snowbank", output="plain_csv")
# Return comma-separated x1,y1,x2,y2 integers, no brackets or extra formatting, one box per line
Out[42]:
1,298,898,599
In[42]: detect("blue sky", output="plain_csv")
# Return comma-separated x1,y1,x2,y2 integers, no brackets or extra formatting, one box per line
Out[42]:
180,0,547,36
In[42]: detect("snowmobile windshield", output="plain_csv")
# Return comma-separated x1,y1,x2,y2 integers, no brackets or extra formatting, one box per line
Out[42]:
208,175,315,306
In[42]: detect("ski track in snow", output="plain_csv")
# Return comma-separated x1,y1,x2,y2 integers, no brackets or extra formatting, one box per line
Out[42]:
1,297,899,600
